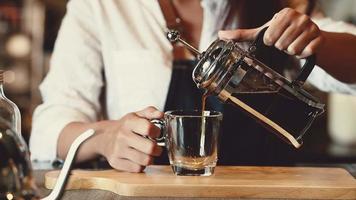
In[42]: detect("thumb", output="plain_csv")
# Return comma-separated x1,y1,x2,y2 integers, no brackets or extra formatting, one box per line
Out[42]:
218,19,271,42
218,28,261,42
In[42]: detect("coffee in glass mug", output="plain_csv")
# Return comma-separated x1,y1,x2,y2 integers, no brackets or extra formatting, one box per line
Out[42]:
153,110,222,176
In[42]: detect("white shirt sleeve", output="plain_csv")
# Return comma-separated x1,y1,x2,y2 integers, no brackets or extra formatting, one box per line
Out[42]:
306,17,356,95
29,0,103,163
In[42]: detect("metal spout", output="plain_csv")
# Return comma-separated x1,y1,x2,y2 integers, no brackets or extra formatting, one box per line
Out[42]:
41,129,95,200
166,29,202,57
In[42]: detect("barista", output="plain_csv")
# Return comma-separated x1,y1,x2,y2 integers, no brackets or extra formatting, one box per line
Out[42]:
30,0,356,172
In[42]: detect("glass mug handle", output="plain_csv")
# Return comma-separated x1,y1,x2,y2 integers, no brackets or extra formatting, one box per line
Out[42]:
150,119,166,147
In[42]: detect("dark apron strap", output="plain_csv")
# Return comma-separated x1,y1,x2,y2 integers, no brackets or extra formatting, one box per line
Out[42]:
157,0,195,60
157,0,183,31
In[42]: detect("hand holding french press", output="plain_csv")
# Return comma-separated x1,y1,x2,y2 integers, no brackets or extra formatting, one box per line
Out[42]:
218,8,324,58
166,12,325,148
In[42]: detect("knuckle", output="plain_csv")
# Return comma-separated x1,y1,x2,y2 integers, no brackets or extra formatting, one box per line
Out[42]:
107,154,115,163
122,114,131,124
145,106,156,112
303,47,313,56
126,112,136,120
287,46,297,55
108,158,120,170
272,13,278,21
122,114,136,127
264,34,274,45
300,14,309,22
123,120,131,129
281,7,292,14
115,131,125,141
116,135,129,149
232,31,242,39
274,41,285,50
283,8,295,16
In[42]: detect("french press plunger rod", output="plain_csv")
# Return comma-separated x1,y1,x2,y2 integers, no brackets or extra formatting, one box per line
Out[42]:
166,30,202,57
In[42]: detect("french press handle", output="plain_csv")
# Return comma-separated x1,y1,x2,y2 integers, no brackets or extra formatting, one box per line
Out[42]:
249,27,316,87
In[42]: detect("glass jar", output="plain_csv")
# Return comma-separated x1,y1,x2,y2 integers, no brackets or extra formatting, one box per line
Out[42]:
0,70,21,135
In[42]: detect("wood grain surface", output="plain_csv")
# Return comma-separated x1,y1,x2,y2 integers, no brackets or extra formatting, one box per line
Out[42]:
45,165,356,199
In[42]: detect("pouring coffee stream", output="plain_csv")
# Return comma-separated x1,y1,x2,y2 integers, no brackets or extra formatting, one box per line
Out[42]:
166,28,325,148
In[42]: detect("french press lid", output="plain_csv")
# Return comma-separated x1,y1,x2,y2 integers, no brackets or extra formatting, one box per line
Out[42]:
166,30,245,91
192,40,242,89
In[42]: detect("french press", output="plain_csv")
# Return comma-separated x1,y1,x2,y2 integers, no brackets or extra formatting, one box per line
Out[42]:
167,27,325,148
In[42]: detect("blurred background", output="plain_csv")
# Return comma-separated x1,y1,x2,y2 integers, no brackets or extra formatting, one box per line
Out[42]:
0,0,355,163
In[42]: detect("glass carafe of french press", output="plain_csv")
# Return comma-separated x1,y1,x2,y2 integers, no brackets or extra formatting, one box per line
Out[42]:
167,27,325,148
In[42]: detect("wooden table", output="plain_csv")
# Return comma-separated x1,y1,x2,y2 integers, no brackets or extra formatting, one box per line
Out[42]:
36,166,356,200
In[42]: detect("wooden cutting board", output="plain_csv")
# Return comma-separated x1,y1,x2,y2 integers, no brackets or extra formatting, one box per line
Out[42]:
45,165,356,199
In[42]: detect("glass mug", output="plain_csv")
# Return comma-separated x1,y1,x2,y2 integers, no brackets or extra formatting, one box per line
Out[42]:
152,110,223,176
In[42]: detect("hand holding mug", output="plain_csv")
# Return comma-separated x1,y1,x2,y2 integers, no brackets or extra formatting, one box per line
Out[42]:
100,106,163,172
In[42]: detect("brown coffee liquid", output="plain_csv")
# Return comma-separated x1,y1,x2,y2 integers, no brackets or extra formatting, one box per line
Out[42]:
201,92,208,115
199,92,208,156
224,87,322,147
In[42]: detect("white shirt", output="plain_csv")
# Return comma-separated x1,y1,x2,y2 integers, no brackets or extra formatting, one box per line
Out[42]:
29,0,356,163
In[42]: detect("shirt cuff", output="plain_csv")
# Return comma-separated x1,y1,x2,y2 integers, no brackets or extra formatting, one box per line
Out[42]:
29,105,92,164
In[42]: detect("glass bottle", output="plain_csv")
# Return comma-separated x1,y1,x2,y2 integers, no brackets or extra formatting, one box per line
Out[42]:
0,70,21,135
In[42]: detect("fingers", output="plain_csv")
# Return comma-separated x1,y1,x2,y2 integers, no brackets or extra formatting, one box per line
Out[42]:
127,115,161,138
218,18,272,42
287,32,315,56
105,122,162,172
219,8,323,57
264,9,294,46
122,147,154,166
265,8,322,56
124,111,161,138
104,106,165,173
287,25,320,56
274,17,310,50
109,157,145,173
122,107,164,156
126,131,163,156
299,36,324,58
106,128,162,172
122,109,164,155
136,106,163,120
218,28,260,41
